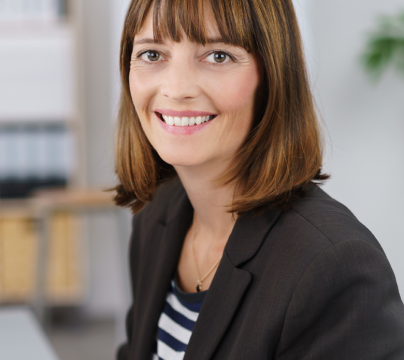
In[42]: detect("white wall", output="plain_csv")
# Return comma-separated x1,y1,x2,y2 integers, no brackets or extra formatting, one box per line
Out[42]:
296,0,404,297
77,0,132,324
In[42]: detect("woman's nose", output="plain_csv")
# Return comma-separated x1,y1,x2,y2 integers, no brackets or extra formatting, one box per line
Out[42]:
160,57,200,101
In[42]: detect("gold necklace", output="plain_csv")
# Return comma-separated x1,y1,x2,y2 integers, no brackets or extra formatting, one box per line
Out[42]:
191,225,222,292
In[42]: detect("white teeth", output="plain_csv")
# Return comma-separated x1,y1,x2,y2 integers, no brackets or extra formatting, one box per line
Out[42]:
161,114,214,126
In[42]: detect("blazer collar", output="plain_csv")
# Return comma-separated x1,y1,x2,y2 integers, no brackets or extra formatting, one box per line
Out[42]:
132,180,282,360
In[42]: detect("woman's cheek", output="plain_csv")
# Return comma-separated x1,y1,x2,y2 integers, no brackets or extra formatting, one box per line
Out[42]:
129,72,142,113
129,70,159,118
206,68,259,117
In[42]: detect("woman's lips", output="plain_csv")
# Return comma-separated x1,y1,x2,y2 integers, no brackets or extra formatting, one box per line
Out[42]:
154,111,216,135
155,111,215,126
154,107,218,128
154,109,216,117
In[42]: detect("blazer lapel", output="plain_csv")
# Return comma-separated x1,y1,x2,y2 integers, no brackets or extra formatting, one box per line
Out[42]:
184,207,282,360
183,253,251,360
130,184,194,360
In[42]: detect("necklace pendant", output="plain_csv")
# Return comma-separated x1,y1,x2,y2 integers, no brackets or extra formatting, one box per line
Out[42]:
196,281,203,292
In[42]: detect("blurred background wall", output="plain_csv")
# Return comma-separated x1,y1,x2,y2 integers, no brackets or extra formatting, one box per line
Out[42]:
0,0,403,359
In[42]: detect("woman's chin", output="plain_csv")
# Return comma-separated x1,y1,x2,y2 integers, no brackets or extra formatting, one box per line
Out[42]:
158,152,205,168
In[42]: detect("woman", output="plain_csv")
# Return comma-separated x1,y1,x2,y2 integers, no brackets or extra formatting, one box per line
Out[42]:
114,0,404,359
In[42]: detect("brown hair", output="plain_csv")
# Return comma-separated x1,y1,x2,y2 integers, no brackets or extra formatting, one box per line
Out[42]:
113,0,329,214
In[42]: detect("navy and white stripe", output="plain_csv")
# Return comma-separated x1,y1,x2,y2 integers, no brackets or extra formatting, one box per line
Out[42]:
152,276,207,360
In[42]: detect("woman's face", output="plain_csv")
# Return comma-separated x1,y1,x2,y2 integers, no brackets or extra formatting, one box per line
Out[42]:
129,6,261,171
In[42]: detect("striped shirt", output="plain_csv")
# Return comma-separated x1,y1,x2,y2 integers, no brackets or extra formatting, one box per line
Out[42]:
152,274,208,360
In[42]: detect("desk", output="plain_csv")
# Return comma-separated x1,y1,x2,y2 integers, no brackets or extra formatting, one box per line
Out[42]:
0,306,59,360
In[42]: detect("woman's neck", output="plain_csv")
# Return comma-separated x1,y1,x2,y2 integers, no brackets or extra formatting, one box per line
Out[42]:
174,162,237,247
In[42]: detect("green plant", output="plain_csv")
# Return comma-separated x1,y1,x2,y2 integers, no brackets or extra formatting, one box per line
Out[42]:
362,12,404,80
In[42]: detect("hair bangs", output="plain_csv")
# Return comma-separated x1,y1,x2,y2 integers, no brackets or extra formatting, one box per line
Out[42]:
131,0,256,51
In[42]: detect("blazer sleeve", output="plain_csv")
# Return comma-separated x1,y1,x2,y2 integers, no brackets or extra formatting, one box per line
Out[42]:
276,238,404,360
116,215,141,360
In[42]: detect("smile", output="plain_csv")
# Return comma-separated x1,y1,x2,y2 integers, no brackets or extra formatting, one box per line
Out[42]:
155,111,217,127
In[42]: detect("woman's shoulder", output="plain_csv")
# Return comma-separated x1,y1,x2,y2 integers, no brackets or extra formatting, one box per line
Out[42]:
276,190,404,358
260,185,389,285
285,184,384,254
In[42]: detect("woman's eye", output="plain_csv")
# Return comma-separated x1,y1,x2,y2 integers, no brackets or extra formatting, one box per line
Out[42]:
206,52,231,64
141,51,161,62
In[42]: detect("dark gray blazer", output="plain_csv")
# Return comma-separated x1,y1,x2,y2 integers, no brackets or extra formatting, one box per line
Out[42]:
117,177,404,360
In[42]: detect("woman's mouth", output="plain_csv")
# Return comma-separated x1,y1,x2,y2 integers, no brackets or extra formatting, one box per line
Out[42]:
155,112,217,126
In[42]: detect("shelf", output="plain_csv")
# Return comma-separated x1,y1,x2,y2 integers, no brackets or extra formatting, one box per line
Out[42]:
0,0,102,308
0,189,116,216
0,199,35,218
